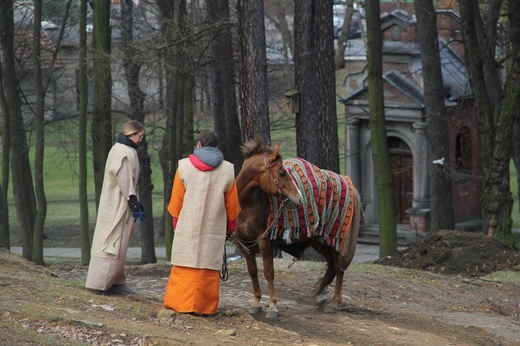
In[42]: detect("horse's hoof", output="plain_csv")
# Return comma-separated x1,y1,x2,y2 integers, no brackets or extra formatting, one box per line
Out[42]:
323,305,338,314
248,306,262,314
265,310,279,319
316,295,328,307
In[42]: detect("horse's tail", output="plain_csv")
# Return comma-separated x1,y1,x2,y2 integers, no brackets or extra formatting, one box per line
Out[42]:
311,245,336,297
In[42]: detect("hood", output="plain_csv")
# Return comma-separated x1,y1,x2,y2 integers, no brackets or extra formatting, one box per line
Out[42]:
189,147,224,171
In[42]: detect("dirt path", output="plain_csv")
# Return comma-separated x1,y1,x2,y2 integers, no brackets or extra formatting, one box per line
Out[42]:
2,230,520,346
46,257,519,346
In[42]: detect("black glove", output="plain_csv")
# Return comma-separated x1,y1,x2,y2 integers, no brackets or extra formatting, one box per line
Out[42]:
128,195,145,224
128,195,144,212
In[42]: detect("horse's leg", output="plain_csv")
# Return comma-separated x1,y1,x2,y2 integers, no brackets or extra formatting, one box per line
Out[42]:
241,249,263,314
326,217,360,313
308,242,336,308
323,252,344,314
259,240,279,319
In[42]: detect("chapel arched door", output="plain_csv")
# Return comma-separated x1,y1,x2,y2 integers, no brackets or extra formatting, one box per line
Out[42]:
388,137,413,224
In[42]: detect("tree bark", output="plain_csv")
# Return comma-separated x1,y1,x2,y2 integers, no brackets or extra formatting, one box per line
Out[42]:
0,184,7,249
365,0,397,257
0,59,10,250
316,0,339,172
157,0,178,261
120,0,157,264
78,0,90,266
237,0,270,143
206,0,243,171
0,0,37,260
458,0,516,246
414,0,454,232
334,0,355,69
91,0,113,209
32,0,47,265
293,0,320,163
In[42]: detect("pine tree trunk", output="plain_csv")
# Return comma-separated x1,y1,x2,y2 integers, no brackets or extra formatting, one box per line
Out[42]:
237,0,271,143
414,0,455,232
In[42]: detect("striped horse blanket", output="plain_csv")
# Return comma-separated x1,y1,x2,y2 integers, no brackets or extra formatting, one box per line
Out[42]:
267,158,356,254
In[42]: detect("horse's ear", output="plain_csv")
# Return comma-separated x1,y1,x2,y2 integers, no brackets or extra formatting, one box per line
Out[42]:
268,142,281,163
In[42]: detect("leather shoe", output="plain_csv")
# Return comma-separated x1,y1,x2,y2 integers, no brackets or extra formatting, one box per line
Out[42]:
105,284,136,295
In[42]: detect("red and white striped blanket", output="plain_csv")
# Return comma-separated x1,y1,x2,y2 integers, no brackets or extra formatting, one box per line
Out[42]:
267,158,356,253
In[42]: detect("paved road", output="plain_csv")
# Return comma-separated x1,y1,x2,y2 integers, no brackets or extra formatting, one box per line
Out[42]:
10,242,380,264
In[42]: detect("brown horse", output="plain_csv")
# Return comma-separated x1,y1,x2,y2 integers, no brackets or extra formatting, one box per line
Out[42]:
234,138,364,319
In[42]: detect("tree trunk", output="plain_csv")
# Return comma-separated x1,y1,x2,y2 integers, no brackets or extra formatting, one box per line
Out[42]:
0,184,7,249
32,0,71,264
365,0,397,257
206,0,243,171
316,0,339,172
414,0,454,232
157,0,178,261
92,0,113,209
32,0,47,265
0,0,37,261
264,0,293,66
79,0,90,266
293,1,320,163
334,0,355,69
458,0,516,246
120,0,157,264
0,58,10,250
237,0,270,143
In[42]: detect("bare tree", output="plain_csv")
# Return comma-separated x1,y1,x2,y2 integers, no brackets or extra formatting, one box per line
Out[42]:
156,0,198,260
0,0,37,261
237,0,270,143
0,184,7,249
365,0,397,257
157,0,177,261
205,0,243,170
120,0,157,264
32,0,47,265
458,0,518,246
78,0,90,265
334,0,355,69
0,61,10,249
32,0,71,264
91,0,113,208
414,0,454,232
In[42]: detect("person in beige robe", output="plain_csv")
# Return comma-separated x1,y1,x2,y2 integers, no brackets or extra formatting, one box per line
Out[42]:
85,120,145,295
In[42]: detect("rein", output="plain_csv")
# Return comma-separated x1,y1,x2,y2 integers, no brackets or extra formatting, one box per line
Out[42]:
230,199,286,254
220,245,228,281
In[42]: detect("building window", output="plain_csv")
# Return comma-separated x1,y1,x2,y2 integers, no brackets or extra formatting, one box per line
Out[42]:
391,26,401,41
455,127,472,176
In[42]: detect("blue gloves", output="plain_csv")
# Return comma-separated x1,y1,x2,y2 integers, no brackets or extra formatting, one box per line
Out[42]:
128,195,145,224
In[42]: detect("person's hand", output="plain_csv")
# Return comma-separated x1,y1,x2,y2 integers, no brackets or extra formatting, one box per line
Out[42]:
226,231,234,241
129,195,145,224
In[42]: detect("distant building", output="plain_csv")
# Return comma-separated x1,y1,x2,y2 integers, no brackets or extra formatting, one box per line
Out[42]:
341,9,481,243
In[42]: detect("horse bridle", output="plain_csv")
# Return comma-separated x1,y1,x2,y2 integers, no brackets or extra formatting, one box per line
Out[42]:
229,153,289,254
263,152,289,203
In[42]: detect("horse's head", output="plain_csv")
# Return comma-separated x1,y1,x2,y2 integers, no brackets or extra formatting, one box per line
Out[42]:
239,138,302,208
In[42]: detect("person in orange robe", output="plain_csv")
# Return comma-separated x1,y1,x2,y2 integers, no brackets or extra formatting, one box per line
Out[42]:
164,129,241,316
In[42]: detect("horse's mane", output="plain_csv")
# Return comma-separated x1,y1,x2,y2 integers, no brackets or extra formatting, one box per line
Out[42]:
241,137,275,159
